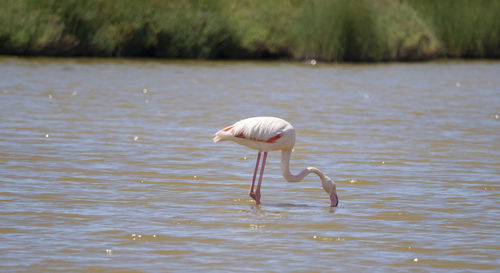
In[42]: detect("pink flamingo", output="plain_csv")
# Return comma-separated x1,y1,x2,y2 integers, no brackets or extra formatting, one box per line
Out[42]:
213,116,338,207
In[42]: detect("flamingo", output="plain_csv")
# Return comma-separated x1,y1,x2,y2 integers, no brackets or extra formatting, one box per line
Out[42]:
213,116,338,207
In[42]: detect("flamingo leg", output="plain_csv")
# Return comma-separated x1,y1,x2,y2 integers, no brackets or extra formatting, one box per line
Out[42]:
254,151,268,205
249,152,261,200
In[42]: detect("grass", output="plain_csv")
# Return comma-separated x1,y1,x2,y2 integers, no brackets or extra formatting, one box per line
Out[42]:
408,0,500,58
0,0,498,61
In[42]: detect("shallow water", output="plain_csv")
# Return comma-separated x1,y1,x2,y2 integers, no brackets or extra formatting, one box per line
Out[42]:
0,57,499,272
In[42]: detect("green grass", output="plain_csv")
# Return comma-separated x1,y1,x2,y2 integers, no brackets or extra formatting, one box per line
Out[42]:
408,0,500,58
291,0,385,61
0,0,498,61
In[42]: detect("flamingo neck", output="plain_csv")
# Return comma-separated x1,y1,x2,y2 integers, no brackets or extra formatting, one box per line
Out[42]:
280,149,334,195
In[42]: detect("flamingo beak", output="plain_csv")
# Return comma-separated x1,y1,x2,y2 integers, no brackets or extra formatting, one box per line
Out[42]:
330,192,339,207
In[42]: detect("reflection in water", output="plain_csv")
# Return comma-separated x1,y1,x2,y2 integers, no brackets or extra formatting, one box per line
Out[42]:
0,57,499,272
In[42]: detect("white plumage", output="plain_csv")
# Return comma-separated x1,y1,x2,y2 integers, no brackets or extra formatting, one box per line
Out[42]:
213,116,295,151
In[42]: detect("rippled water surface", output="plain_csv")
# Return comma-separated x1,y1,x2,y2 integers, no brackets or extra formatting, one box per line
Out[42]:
0,57,499,272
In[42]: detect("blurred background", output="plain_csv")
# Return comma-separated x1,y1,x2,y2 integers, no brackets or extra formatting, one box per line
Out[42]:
1,0,499,61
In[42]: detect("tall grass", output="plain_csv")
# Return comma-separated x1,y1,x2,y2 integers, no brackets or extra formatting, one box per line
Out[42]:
291,0,384,61
0,0,240,57
408,0,500,58
0,0,498,61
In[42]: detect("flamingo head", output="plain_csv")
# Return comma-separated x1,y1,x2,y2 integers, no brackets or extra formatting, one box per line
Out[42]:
323,176,338,207
330,191,339,207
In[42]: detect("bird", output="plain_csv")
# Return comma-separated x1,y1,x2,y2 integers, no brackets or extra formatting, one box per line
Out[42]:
213,116,338,207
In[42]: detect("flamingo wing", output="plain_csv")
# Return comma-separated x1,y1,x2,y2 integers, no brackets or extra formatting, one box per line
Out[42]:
213,117,295,151
232,117,287,143
214,117,286,143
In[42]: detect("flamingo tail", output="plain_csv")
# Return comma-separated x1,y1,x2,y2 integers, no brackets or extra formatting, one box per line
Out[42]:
213,134,223,143
213,125,234,143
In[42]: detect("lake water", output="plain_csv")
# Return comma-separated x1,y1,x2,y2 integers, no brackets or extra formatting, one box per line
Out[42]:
0,57,499,272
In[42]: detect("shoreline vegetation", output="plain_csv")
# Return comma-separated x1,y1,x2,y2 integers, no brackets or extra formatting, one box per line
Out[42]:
1,0,499,62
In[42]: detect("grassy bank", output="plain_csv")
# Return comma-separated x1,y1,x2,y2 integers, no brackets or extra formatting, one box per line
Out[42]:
0,0,498,61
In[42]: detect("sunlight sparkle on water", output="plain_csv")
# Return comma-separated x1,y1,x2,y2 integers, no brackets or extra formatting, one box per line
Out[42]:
1,57,498,273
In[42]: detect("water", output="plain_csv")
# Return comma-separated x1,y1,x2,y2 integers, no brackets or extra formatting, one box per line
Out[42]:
0,57,499,272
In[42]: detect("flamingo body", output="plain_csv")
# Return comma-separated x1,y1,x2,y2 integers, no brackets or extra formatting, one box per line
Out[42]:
213,116,338,207
214,117,295,151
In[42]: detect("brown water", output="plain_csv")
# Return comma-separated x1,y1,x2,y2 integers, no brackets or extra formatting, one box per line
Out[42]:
0,57,499,272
